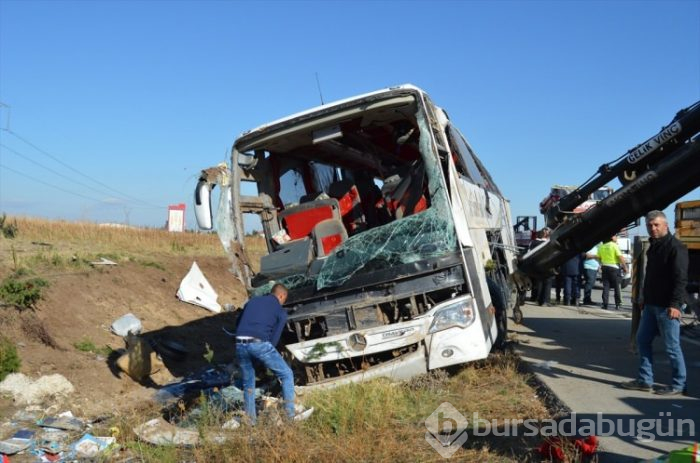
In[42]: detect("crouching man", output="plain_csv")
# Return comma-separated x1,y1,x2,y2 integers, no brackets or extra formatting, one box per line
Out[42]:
235,283,295,423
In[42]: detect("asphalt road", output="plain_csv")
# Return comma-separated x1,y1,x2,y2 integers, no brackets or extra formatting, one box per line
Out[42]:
512,286,699,462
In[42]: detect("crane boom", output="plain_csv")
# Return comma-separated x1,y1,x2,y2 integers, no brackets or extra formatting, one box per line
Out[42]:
519,101,700,280
543,101,700,229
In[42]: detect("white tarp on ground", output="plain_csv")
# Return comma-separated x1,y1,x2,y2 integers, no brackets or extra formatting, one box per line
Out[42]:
176,261,222,313
0,373,75,405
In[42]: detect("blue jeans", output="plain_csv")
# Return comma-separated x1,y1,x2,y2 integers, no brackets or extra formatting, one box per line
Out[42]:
582,268,597,301
563,275,579,304
636,304,687,390
236,341,295,423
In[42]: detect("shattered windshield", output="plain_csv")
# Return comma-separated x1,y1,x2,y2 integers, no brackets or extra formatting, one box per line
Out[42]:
315,110,456,289
249,105,458,296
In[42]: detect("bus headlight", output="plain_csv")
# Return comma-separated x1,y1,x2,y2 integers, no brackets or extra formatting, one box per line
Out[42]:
428,297,476,334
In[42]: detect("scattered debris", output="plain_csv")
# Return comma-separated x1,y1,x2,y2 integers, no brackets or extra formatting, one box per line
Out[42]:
33,427,72,460
0,429,34,455
221,417,240,430
110,313,143,337
37,412,85,432
293,405,315,422
73,433,116,458
176,261,222,313
0,373,74,405
133,417,201,447
89,257,118,266
154,366,234,405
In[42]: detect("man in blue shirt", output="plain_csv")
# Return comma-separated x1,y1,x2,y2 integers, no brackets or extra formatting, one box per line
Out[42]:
581,245,600,306
235,283,294,423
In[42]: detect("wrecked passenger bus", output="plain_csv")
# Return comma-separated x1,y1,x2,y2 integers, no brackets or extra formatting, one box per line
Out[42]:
195,85,519,387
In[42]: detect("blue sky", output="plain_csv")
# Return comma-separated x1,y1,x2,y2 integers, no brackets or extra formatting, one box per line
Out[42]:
0,0,698,231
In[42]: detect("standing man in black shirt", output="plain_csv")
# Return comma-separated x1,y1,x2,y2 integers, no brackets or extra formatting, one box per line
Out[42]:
621,210,688,395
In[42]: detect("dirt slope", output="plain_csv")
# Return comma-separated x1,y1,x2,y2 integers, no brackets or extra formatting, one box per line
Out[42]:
0,255,247,419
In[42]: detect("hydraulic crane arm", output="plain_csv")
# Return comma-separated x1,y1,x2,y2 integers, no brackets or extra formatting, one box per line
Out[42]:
518,101,700,280
543,101,700,229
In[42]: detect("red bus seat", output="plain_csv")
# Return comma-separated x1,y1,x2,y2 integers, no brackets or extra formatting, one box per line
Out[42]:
278,199,341,241
312,218,348,257
328,180,365,234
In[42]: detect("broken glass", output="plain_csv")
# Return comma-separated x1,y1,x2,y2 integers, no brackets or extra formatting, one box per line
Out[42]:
251,108,458,295
214,173,235,255
315,108,456,289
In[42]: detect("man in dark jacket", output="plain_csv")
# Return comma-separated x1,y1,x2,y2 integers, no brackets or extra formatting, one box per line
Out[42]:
560,253,582,306
621,210,688,395
235,283,295,423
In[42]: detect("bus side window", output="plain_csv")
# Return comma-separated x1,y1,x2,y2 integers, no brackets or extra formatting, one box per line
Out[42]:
446,125,480,185
445,128,467,178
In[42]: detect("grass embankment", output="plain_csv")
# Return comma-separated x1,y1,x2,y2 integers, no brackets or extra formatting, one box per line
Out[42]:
0,217,552,461
96,354,549,462
1,216,268,272
0,216,245,311
2,216,222,262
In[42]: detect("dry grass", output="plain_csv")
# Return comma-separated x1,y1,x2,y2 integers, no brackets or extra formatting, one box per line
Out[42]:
98,353,549,462
0,216,269,276
0,217,554,461
3,216,224,256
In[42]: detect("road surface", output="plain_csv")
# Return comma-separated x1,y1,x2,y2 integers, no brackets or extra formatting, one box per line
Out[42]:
512,286,699,462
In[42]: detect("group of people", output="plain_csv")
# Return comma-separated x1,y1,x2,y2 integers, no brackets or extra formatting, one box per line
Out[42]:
529,231,627,309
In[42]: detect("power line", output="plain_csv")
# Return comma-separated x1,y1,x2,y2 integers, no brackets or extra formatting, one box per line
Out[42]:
0,162,163,209
0,162,108,202
0,142,129,201
1,128,165,209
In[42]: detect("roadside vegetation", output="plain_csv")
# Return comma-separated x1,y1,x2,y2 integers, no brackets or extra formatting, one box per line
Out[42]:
0,268,49,310
0,216,555,461
0,336,21,381
73,337,113,357
91,354,550,462
0,215,268,274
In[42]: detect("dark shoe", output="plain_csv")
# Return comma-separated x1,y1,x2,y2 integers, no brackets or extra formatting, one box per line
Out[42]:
620,379,652,392
615,305,621,311
602,305,608,310
583,298,593,305
654,386,686,396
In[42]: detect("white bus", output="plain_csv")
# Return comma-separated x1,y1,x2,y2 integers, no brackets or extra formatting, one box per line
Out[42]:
195,85,520,387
